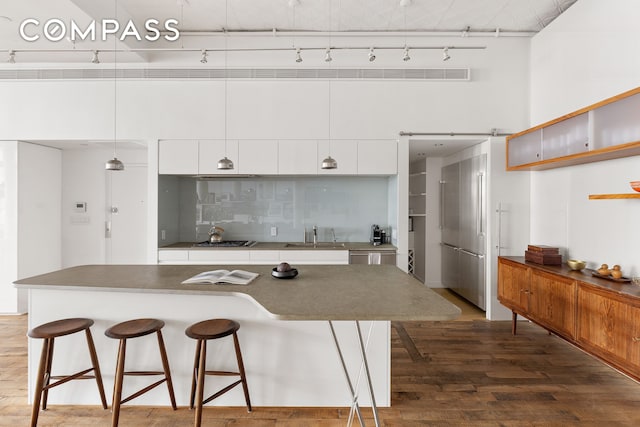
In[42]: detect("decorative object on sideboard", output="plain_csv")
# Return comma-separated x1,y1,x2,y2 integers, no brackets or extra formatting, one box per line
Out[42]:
567,259,586,271
631,181,640,192
525,244,562,265
593,263,631,282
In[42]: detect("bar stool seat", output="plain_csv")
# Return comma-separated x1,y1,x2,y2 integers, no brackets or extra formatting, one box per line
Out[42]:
105,318,177,427
185,319,251,427
28,318,107,427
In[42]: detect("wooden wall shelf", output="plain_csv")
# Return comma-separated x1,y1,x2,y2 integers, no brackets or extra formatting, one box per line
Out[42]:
589,193,640,199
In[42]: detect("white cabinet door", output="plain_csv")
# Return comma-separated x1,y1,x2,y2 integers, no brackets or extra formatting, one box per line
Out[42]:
249,250,281,265
199,140,239,175
278,140,318,175
282,250,349,265
507,130,542,167
158,140,198,174
188,250,250,264
358,140,397,175
239,140,279,175
157,250,189,263
317,140,358,174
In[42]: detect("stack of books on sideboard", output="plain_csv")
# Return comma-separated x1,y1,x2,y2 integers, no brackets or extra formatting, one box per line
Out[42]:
525,245,562,265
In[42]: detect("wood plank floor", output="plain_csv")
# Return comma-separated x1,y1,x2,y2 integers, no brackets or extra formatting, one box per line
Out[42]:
2,308,640,426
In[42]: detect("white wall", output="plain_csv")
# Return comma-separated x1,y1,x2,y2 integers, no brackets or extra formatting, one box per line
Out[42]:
0,142,61,314
0,142,19,313
0,35,531,142
17,143,62,312
530,0,640,277
531,0,640,124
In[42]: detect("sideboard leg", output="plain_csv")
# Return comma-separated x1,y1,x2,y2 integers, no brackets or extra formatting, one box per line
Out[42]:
511,312,518,335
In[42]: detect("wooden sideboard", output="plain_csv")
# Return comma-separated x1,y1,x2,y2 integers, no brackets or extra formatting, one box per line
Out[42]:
498,256,640,381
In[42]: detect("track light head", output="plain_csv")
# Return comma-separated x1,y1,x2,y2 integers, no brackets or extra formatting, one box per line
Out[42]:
7,50,15,64
368,47,376,62
295,48,302,63
91,50,100,64
443,47,451,61
200,49,208,64
402,46,410,62
324,48,332,62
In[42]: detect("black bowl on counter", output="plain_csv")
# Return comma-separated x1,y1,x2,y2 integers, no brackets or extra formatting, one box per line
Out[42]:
271,268,298,279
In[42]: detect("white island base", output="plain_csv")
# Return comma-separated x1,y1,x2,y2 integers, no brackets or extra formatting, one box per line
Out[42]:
27,289,389,408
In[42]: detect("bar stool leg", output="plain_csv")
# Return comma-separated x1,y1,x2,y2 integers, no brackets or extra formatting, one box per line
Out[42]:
189,340,202,410
111,339,127,427
194,340,207,427
85,328,108,409
30,338,51,427
155,330,177,410
41,338,55,410
232,332,252,412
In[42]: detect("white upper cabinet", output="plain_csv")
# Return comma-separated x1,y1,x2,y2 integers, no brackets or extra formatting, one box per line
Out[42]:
159,139,399,176
278,140,318,175
158,140,199,174
507,87,640,170
199,140,239,175
317,140,358,174
358,140,398,175
238,140,279,175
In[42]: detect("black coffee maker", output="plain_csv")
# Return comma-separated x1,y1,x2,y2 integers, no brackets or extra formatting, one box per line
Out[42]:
371,224,386,246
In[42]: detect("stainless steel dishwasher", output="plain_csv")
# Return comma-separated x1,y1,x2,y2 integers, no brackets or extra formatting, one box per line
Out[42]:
349,250,396,265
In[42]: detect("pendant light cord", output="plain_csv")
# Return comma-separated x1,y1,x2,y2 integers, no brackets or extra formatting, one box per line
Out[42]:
113,0,118,158
224,0,228,155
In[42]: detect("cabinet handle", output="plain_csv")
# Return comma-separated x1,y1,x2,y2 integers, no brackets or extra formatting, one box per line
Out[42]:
477,172,484,235
439,180,445,229
633,337,640,343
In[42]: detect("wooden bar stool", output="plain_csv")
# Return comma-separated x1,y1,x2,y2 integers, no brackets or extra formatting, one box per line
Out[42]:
185,319,251,427
105,318,177,427
27,318,108,427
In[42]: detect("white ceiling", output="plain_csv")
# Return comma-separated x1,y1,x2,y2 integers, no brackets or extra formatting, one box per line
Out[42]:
1,0,578,160
1,0,578,56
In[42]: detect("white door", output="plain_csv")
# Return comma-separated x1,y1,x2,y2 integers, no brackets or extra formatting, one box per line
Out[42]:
106,164,147,264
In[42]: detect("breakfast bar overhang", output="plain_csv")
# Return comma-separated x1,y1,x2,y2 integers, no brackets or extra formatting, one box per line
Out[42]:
15,264,460,425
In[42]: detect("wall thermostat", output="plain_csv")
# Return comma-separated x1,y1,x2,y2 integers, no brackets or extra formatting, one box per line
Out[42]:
74,202,87,212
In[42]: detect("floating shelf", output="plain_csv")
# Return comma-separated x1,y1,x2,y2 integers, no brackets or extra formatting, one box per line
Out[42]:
588,193,640,199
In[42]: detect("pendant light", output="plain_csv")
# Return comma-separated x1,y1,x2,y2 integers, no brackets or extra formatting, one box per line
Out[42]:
321,0,337,170
106,0,124,171
217,0,234,170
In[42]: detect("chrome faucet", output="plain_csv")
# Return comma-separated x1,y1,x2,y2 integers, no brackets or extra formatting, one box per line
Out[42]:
312,225,318,245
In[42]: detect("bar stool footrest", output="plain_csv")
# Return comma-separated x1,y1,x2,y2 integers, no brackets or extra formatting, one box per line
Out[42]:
204,370,240,376
44,368,96,390
120,378,168,405
202,379,243,406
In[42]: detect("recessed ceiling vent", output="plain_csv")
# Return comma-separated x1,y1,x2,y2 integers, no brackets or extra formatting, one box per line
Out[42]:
0,68,471,81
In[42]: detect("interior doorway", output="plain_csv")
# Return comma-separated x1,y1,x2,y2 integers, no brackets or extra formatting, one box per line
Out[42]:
105,164,148,264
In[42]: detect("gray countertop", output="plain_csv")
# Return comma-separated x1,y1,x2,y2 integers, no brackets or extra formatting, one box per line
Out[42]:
159,242,397,251
15,264,459,321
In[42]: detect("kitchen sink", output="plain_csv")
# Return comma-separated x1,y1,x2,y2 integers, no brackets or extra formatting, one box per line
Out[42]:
284,242,346,248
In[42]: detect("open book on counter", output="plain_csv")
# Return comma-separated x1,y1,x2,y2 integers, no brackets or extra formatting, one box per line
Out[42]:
181,269,259,285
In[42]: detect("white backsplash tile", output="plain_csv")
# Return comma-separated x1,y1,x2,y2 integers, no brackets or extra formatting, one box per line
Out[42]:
159,176,391,243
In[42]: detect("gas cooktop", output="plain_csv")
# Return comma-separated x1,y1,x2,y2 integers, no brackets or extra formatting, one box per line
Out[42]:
193,240,256,248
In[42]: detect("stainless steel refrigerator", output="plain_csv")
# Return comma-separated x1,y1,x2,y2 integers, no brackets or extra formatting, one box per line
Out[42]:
441,154,486,310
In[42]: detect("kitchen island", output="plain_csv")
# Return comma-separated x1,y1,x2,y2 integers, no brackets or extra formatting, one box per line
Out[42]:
15,264,459,413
